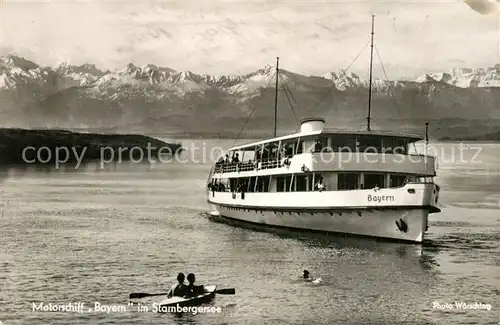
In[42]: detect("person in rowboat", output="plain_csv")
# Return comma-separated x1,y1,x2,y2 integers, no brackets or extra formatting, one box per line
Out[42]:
166,273,189,298
185,273,205,297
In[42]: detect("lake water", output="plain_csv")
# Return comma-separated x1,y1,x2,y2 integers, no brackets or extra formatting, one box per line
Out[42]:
0,140,499,325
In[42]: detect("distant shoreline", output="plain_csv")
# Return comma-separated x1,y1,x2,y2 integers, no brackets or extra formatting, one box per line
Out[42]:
439,132,500,142
0,128,182,166
437,139,500,143
165,133,500,143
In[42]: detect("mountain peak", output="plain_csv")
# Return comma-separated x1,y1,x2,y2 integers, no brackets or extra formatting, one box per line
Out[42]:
56,62,105,77
122,63,139,75
321,70,367,90
252,64,276,77
415,64,500,88
0,54,39,71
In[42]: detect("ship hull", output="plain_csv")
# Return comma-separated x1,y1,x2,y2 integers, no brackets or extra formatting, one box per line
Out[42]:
210,203,428,243
206,183,440,243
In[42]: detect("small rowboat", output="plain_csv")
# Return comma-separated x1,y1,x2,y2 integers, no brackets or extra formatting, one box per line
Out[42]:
157,285,217,310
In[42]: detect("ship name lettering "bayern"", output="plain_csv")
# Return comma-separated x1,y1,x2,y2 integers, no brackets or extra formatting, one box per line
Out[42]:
367,195,395,203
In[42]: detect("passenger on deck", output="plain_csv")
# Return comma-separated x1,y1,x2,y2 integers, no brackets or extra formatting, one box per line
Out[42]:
280,146,286,158
237,183,247,192
216,156,224,166
315,177,326,192
185,273,205,297
167,273,188,298
314,139,323,152
224,154,230,164
232,153,240,163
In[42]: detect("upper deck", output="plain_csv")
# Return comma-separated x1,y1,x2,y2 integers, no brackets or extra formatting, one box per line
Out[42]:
214,118,434,177
229,117,423,151
229,128,424,152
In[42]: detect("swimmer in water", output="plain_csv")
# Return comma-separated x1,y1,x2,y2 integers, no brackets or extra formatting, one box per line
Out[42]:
303,270,322,284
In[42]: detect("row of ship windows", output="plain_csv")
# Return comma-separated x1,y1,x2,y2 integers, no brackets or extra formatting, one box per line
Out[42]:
209,172,423,193
227,134,413,163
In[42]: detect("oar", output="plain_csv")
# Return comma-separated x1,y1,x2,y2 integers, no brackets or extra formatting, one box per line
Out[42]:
214,288,235,295
129,292,169,299
129,288,235,299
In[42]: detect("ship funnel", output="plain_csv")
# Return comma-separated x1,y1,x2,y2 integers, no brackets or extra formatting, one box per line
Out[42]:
300,117,325,133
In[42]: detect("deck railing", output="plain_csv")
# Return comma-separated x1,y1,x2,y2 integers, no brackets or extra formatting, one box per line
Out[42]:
214,157,289,174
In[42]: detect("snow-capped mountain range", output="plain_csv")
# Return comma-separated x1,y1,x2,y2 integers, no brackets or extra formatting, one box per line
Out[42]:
415,64,500,88
1,54,500,136
3,54,499,92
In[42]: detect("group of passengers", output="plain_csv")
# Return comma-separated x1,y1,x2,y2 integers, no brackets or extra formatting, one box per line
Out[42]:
215,154,240,166
208,179,246,193
209,175,326,193
215,143,296,168
214,138,327,170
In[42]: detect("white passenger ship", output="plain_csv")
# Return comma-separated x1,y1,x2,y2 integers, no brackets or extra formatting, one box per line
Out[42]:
206,16,441,243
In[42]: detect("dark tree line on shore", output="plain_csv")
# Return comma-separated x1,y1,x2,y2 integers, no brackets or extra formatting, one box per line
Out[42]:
0,128,183,165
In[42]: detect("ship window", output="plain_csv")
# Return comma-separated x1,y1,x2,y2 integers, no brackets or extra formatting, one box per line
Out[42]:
330,135,357,152
363,173,385,189
241,150,255,162
381,136,394,153
296,140,304,154
248,177,257,192
383,137,407,154
269,142,279,159
276,176,285,192
256,176,270,192
219,178,229,192
282,141,295,157
261,144,270,160
229,178,237,192
236,177,249,192
313,136,328,153
394,138,407,154
406,175,417,183
390,174,408,188
357,135,382,153
295,175,307,191
338,173,359,190
255,146,262,160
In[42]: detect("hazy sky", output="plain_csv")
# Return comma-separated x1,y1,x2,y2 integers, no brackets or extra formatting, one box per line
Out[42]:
0,0,499,79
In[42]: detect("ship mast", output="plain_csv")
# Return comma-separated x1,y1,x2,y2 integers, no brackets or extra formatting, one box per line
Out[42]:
367,15,375,131
274,57,279,137
425,121,429,154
